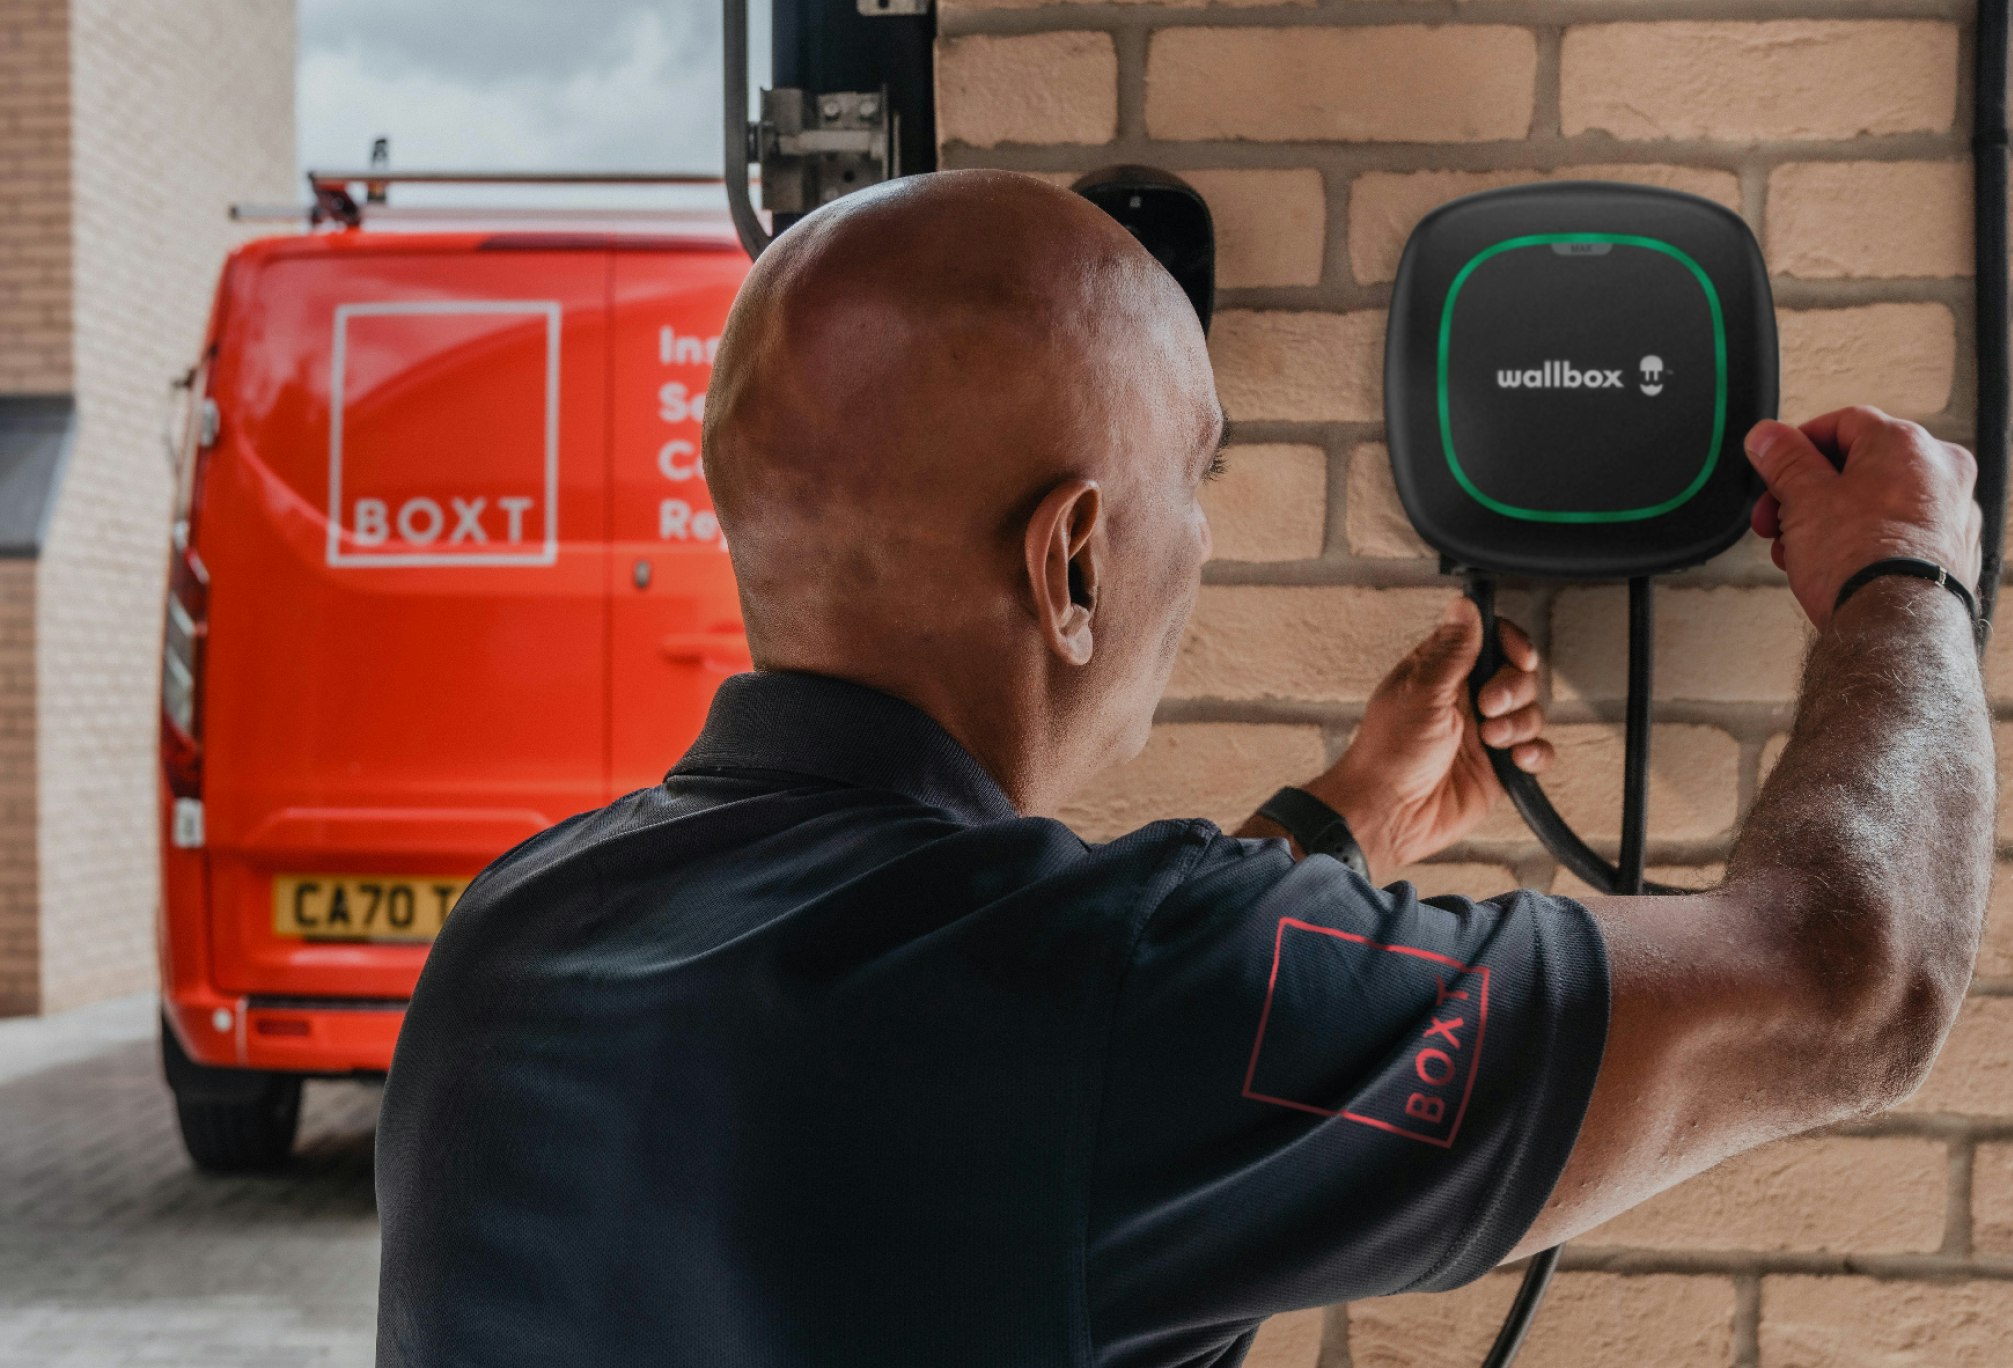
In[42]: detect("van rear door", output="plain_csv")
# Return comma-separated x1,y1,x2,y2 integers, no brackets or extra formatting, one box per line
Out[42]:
608,244,751,793
199,242,610,1001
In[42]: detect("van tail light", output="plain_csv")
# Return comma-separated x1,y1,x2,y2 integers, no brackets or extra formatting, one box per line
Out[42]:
160,525,209,800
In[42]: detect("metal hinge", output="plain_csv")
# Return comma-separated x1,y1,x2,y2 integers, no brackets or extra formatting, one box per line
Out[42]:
754,88,895,217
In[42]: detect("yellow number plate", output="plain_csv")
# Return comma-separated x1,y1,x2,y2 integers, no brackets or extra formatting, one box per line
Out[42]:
272,874,469,943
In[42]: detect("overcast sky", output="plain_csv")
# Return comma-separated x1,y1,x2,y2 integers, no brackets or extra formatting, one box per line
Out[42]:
298,0,767,202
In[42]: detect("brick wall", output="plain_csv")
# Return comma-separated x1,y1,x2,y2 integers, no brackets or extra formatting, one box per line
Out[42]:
17,0,295,1013
938,2,2005,1364
0,559,38,1016
0,0,73,393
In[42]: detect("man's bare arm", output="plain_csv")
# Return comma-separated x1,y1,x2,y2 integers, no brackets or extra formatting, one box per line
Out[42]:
1512,408,1994,1255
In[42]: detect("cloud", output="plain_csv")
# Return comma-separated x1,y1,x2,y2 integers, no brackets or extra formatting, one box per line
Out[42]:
298,0,769,194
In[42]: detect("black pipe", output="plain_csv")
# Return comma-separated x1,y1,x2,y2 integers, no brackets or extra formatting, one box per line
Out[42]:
1616,577,1652,896
1974,0,2009,623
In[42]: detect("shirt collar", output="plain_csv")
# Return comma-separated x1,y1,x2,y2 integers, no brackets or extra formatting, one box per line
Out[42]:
670,671,1020,826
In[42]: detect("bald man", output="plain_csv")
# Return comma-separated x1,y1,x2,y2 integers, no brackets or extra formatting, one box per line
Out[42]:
376,171,1992,1368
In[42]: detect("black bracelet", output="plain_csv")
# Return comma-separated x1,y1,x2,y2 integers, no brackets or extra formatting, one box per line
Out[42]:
1834,557,1980,622
1256,786,1370,879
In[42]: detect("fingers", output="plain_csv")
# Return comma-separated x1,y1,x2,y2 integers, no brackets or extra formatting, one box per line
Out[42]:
1494,616,1540,673
1743,419,1839,502
1405,595,1485,700
1797,405,1891,463
1511,739,1554,774
1476,657,1539,719
1751,490,1781,540
1479,701,1545,749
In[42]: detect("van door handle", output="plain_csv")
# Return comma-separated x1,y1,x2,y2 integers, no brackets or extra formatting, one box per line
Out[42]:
660,630,752,671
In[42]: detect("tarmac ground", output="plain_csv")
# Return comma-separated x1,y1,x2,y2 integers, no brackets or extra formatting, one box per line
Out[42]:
0,993,381,1366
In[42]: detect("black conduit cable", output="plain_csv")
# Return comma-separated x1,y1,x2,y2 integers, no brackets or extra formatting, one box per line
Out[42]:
1974,0,2009,624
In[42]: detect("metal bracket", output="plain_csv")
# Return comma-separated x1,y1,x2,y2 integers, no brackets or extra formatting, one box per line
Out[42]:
755,88,894,217
856,0,929,13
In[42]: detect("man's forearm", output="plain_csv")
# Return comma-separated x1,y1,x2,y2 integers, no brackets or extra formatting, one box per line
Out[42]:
1728,575,1994,1103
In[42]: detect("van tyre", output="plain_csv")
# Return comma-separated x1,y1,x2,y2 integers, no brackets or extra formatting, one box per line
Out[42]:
160,1015,302,1172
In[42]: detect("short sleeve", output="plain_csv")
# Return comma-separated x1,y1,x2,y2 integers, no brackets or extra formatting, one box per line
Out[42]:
1085,832,1609,1366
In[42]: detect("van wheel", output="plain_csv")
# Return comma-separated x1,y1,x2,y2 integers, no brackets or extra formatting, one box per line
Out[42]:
160,1015,302,1172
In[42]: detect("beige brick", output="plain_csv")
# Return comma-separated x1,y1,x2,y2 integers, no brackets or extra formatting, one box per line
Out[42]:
1243,1308,1323,1368
1184,169,1324,289
1975,1142,2013,1254
1768,162,1971,280
1760,1277,2013,1368
1758,732,1789,789
1348,166,1743,286
1210,310,1383,422
1981,623,2013,707
1386,861,1519,901
1169,585,1454,703
1585,1137,1944,1253
1203,444,1327,563
937,33,1117,149
1551,586,1811,704
946,0,1308,9
2000,722,2013,841
1978,866,2013,981
1350,1271,1734,1368
1539,724,1741,843
1897,997,2013,1116
1147,26,1536,144
1552,864,1723,899
1778,304,1955,422
1054,722,1326,841
1344,442,1432,560
1561,22,1958,142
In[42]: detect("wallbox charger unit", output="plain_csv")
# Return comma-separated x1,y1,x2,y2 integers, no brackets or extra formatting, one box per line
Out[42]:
1385,181,1778,578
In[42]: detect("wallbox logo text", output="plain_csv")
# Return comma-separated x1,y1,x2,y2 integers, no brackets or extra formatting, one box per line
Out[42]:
1495,360,1626,390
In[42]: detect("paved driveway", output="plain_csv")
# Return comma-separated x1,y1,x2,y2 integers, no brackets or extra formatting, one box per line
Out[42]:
0,995,381,1366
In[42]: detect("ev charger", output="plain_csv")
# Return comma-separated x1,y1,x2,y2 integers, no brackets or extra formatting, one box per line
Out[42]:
1385,181,1778,578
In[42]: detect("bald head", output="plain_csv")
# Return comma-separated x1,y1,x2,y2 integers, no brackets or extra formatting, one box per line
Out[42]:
702,170,1223,811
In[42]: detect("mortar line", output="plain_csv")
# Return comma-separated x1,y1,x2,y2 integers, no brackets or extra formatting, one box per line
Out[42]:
937,1,1969,39
1948,1137,1977,1256
1733,1273,1762,1368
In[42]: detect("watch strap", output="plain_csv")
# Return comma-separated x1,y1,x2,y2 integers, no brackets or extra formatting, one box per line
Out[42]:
1257,786,1370,879
1835,556,1979,623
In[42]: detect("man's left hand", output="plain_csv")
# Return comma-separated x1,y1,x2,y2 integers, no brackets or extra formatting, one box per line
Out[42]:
1247,596,1553,874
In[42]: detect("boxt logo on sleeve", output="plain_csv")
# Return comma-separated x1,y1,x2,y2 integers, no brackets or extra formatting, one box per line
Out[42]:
1495,354,1670,396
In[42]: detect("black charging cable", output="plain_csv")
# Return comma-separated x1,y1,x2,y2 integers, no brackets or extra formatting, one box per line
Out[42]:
1463,573,1660,1368
1465,575,1674,901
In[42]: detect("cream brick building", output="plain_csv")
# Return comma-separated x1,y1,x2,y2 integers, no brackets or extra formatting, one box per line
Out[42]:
937,1,2012,1364
0,0,295,1015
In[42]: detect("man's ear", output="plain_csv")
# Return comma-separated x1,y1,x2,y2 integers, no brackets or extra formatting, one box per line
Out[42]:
1024,479,1102,668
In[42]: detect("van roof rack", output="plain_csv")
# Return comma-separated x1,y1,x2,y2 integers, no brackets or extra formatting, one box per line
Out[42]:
297,169,729,229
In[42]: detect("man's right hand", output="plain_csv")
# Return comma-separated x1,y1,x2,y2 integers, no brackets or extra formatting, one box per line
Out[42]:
1512,403,1995,1260
1744,407,1982,629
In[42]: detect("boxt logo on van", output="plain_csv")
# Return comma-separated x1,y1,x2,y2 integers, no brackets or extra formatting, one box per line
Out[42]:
327,301,560,567
1494,355,1669,396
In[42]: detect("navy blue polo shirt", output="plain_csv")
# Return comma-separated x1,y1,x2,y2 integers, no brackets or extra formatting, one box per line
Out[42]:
376,671,1609,1368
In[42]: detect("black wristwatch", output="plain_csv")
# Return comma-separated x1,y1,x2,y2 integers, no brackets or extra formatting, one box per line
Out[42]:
1257,786,1370,879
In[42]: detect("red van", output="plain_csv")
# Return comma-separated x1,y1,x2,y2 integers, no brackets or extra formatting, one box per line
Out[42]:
157,220,750,1169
